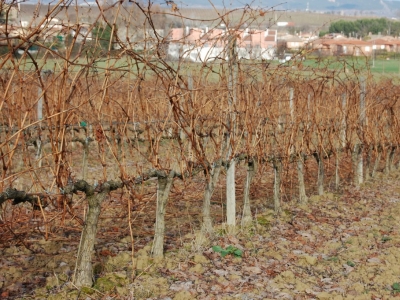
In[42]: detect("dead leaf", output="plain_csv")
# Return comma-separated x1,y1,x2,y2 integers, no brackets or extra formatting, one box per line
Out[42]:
342,263,354,274
171,3,178,12
367,257,381,264
227,235,239,245
243,266,262,274
170,281,193,291
213,269,228,276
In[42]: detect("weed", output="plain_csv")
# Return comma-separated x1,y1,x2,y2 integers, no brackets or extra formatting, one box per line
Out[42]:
216,228,226,236
212,245,243,258
346,260,356,267
325,256,339,263
256,216,270,226
392,282,400,294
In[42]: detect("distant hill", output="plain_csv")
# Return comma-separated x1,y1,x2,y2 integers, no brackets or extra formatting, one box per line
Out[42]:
277,0,400,12
179,0,400,14
21,0,400,16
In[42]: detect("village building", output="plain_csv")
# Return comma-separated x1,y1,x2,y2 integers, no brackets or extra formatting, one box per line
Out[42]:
167,26,277,62
309,38,372,56
4,3,400,61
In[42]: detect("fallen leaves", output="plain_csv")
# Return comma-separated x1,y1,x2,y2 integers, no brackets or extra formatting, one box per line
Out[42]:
242,266,262,275
3,170,400,299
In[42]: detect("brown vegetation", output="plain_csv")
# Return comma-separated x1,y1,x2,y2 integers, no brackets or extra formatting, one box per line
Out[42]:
1,1,400,298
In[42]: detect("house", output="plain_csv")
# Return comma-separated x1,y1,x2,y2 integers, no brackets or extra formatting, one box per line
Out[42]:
369,37,400,53
278,34,304,50
168,27,227,62
322,33,345,39
310,38,372,56
334,39,371,56
298,32,318,43
237,29,277,60
167,26,277,62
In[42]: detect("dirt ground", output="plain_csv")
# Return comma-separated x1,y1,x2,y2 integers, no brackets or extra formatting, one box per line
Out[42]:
2,167,400,299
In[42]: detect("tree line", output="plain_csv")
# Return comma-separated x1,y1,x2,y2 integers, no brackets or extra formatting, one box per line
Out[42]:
329,17,400,38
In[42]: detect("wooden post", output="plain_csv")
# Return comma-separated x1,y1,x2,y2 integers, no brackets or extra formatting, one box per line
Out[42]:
242,159,256,227
352,143,363,185
226,32,237,230
273,158,282,214
80,123,93,181
307,93,311,130
82,137,90,181
335,152,340,190
187,73,193,161
340,93,347,149
385,107,396,174
289,87,294,123
278,86,284,133
355,78,366,185
35,73,44,168
313,152,324,195
297,154,308,203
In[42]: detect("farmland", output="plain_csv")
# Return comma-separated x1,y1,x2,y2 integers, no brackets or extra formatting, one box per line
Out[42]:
1,2,400,299
6,53,400,80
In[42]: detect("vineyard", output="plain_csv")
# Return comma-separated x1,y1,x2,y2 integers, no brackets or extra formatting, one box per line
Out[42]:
1,1,400,299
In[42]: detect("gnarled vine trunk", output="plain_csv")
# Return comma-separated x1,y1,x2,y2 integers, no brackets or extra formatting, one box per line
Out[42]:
152,171,174,258
384,145,396,174
365,146,372,181
74,192,107,287
202,161,222,233
71,180,123,288
372,146,382,178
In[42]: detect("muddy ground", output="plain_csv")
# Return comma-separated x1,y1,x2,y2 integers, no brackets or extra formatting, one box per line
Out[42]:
2,166,400,299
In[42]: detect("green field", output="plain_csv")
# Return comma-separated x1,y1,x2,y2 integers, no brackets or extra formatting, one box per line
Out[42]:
3,53,400,81
278,56,400,78
1,57,135,74
368,59,400,74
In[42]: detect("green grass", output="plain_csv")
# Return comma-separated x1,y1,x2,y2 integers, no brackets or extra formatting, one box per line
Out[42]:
275,56,400,81
302,56,368,70
1,55,144,75
4,52,400,83
369,59,400,74
314,57,400,74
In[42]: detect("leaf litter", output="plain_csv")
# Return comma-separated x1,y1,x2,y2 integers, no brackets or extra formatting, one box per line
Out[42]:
2,173,400,299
